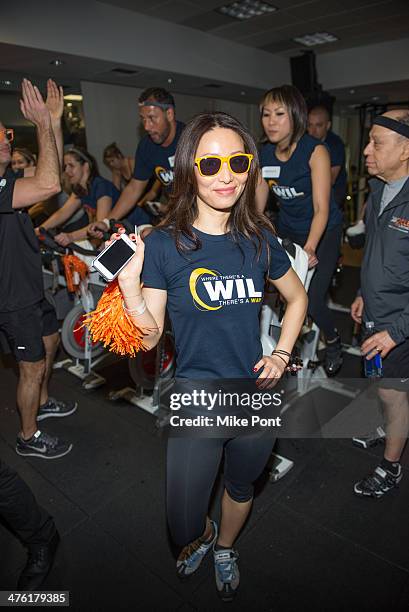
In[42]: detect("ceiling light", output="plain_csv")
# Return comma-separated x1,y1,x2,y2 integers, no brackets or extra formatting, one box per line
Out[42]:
167,78,173,84
0,80,12,86
217,0,277,20
64,94,83,101
50,59,65,66
294,32,338,46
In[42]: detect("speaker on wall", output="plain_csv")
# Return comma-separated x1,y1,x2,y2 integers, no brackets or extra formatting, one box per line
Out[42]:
290,51,318,98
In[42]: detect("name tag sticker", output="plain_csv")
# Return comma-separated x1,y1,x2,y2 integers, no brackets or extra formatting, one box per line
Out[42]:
262,166,280,179
168,155,175,168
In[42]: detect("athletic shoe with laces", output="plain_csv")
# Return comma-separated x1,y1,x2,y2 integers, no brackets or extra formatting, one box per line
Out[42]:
16,430,73,459
37,397,78,421
354,463,402,498
176,520,218,579
213,547,240,602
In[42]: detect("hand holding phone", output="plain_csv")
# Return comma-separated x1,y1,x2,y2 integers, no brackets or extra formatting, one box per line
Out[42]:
92,229,144,282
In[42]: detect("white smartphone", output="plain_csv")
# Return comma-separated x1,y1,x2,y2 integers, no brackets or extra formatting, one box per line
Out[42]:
92,233,136,282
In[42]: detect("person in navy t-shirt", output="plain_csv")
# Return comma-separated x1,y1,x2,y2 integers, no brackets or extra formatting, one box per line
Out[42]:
107,111,307,601
257,85,344,376
89,88,184,242
308,105,347,209
39,148,150,246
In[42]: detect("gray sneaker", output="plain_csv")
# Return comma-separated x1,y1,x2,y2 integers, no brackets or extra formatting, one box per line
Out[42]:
16,430,73,459
213,547,240,602
37,397,78,421
176,520,218,579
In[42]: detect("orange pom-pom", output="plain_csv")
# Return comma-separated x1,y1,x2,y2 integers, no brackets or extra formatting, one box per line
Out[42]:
80,280,151,356
62,254,89,293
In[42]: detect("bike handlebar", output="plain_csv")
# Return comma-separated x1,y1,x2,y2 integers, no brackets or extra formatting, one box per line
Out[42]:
38,228,99,256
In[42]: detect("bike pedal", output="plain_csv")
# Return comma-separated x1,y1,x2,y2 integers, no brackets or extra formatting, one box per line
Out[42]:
352,427,385,449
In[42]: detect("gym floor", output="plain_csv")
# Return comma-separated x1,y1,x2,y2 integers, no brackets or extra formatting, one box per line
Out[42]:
1,265,408,611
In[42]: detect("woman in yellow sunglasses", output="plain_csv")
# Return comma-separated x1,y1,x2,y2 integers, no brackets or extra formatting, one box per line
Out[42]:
108,111,307,602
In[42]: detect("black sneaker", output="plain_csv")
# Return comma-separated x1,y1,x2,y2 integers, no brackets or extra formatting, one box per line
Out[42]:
354,464,403,498
325,334,343,376
16,430,73,459
18,532,60,590
37,397,78,421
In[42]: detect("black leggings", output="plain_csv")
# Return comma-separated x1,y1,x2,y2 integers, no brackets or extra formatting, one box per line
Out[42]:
280,224,342,340
307,224,342,340
167,434,275,547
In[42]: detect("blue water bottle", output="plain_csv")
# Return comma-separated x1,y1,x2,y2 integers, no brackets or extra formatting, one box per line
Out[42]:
364,321,383,378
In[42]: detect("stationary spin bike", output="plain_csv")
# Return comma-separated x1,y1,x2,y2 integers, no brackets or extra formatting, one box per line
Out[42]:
40,229,108,389
260,238,358,482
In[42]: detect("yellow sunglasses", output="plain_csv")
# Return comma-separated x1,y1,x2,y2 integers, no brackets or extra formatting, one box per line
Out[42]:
194,153,253,177
0,128,14,144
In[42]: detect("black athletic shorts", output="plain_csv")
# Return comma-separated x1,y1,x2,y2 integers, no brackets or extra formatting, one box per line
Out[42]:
0,298,59,363
378,339,409,391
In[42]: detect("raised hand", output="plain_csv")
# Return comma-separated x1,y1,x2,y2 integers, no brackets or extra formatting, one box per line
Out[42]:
45,79,64,123
20,79,51,129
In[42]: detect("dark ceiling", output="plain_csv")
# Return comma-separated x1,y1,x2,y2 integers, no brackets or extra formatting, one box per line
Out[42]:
101,0,409,56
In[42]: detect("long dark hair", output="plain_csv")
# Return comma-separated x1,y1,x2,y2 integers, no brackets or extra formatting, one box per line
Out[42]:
65,147,99,197
260,84,307,149
160,111,276,262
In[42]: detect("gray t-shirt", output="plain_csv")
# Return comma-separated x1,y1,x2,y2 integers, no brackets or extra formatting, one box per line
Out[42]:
379,176,408,215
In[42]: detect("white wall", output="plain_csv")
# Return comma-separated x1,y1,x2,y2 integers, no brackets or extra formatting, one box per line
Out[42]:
81,82,141,177
317,38,409,90
81,81,261,179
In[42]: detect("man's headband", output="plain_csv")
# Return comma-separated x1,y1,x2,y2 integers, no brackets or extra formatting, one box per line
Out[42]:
373,115,409,139
138,101,174,110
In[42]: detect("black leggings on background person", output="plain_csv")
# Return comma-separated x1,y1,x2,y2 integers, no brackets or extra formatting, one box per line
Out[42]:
167,433,276,547
0,459,56,549
280,224,343,341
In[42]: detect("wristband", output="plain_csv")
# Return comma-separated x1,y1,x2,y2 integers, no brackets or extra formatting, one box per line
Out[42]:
122,298,146,316
271,352,289,367
273,349,291,358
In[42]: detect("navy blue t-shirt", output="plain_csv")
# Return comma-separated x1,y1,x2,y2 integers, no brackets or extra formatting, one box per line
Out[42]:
80,176,120,213
141,227,291,379
325,130,347,208
133,121,185,192
259,134,342,243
